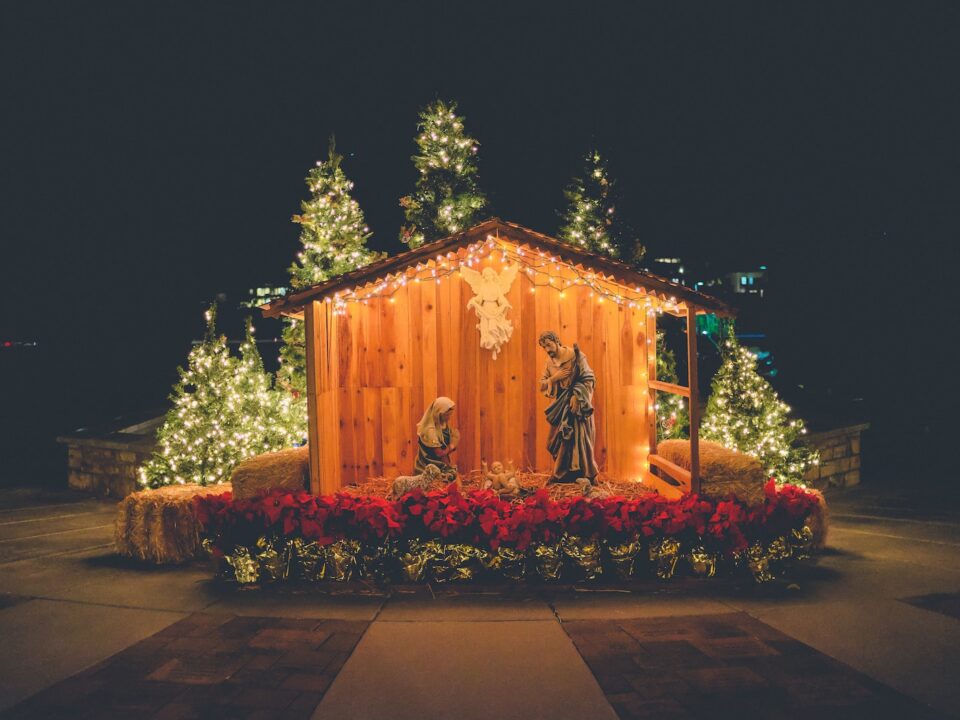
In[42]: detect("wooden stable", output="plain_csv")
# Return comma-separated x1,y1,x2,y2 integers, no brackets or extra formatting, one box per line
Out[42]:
263,219,731,498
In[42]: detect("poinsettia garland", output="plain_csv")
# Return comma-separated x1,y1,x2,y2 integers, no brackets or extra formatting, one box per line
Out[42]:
197,481,821,567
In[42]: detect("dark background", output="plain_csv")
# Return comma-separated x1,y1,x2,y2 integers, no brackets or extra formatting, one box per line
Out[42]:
1,2,957,485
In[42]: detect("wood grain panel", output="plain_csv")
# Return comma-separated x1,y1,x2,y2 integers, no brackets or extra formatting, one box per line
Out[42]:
320,302,341,492
394,287,411,389
397,385,415,475
310,242,662,490
337,305,354,390
590,297,609,473
420,280,439,411
520,271,539,471
304,301,322,494
501,260,524,469
362,387,382,479
379,295,396,388
645,311,658,459
533,280,553,472
350,387,367,483
318,390,339,492
361,302,382,387
337,387,356,486
438,271,460,398
407,280,424,403
457,271,479,473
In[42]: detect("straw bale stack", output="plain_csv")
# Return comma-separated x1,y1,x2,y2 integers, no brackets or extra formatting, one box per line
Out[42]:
657,439,828,546
658,439,768,504
114,483,231,564
230,446,309,501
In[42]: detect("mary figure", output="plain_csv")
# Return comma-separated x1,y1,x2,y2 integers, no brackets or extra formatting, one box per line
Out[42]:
414,396,460,482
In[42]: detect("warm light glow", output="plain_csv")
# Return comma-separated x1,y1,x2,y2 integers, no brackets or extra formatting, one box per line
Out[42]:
316,236,684,317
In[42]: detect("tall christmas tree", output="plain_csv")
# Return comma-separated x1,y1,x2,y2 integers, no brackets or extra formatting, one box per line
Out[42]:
399,100,487,248
278,139,382,397
139,307,303,488
701,336,818,484
557,150,644,261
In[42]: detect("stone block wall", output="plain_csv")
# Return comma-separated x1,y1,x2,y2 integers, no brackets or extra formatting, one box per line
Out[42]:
803,422,868,490
58,417,160,498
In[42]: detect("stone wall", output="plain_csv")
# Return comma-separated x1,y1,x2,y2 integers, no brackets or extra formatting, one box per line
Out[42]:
57,417,160,498
803,422,868,490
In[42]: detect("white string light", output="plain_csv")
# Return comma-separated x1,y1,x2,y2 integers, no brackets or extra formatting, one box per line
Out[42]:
315,234,688,318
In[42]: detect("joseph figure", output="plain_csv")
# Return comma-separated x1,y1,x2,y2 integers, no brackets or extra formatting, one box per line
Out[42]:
537,330,599,484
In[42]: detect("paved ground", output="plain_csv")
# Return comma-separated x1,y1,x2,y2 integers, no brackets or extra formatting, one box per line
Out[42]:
0,485,958,719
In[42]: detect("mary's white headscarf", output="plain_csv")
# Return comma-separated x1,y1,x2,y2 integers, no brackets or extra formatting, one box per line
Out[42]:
416,396,455,446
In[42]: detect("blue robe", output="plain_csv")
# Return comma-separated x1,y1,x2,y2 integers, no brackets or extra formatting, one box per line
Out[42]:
542,344,598,482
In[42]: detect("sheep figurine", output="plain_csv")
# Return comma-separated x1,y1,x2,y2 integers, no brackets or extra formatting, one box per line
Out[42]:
390,463,443,499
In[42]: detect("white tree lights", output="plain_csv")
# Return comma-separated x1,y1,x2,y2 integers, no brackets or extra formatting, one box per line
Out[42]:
287,140,380,290
558,150,619,257
139,310,304,488
399,100,488,248
701,337,818,484
278,140,382,399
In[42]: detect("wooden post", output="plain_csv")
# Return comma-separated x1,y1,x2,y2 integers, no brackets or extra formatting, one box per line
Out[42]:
304,300,322,495
645,310,658,460
686,307,701,495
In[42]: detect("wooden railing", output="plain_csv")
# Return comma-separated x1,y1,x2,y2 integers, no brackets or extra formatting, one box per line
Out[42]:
645,307,702,496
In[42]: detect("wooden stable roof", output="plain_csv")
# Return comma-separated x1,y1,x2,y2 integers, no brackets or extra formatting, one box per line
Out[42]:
261,218,733,319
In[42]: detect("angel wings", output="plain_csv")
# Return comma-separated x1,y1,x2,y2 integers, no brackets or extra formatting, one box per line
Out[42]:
460,264,519,360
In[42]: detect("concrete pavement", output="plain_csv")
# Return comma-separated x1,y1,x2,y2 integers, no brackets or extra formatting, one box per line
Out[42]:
0,485,957,718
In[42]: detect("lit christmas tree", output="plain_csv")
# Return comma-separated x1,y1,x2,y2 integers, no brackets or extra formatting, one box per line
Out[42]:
234,319,306,452
140,308,303,488
399,100,487,248
278,139,382,397
287,138,379,289
277,320,308,398
701,336,818,484
656,331,689,441
557,150,644,261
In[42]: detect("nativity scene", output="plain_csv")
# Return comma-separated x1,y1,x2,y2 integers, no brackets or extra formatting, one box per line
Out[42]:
117,218,825,585
262,218,731,499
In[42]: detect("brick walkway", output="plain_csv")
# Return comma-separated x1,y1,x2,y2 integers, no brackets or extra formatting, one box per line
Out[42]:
0,613,368,720
562,612,944,719
1,607,946,720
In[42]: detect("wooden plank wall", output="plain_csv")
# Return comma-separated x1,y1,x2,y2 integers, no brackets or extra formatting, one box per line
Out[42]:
307,242,655,490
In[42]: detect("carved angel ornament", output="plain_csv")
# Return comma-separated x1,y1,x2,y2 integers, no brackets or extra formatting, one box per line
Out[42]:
460,264,519,359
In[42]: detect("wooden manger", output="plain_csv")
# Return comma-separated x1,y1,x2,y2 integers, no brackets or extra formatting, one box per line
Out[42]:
262,218,732,498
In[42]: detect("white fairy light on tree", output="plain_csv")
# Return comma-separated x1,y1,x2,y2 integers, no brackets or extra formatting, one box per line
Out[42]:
278,138,382,400
656,331,689,441
701,335,818,484
557,150,644,262
139,308,304,488
399,100,487,248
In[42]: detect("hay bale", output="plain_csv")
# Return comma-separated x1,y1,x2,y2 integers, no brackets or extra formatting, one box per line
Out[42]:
114,483,231,564
805,488,830,549
230,446,309,501
658,439,768,504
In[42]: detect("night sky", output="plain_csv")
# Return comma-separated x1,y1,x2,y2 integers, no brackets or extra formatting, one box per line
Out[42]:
1,2,957,482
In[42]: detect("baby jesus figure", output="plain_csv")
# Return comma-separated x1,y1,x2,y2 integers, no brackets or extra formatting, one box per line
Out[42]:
481,460,520,497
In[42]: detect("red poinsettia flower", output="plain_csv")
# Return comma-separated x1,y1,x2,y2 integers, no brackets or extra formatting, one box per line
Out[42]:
193,479,823,560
